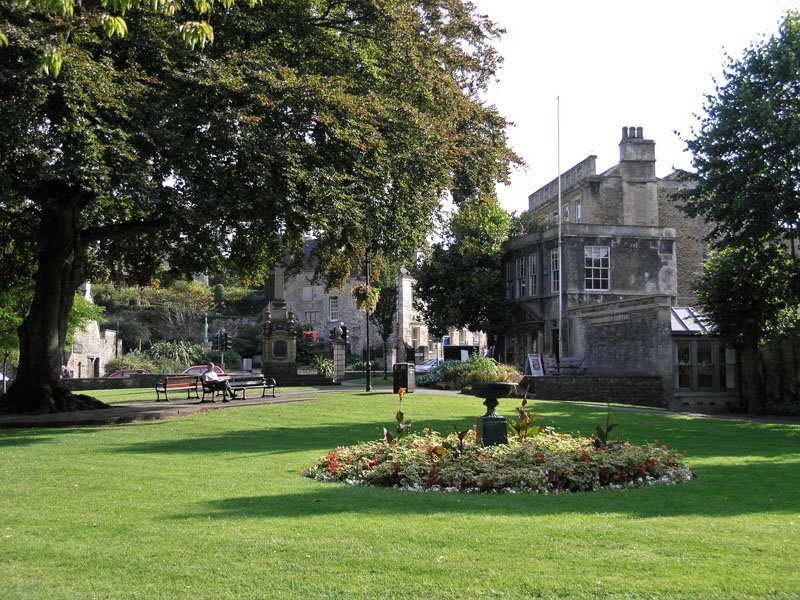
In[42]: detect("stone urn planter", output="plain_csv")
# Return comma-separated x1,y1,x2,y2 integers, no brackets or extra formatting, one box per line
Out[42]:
470,381,518,446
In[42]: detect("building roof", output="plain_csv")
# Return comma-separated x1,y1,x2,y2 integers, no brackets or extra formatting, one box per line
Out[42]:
671,307,713,334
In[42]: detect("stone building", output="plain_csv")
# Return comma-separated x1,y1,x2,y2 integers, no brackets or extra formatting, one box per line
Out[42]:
502,126,736,411
283,246,482,366
62,283,120,379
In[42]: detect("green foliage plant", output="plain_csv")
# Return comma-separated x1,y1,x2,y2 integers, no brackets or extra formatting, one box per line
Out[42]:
144,340,206,371
103,353,159,376
312,354,334,379
508,396,540,442
593,403,620,449
384,387,412,444
464,357,522,384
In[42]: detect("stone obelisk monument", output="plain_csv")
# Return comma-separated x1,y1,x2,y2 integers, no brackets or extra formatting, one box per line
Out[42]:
261,267,298,378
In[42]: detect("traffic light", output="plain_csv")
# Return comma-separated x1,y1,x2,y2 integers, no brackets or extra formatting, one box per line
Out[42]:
225,332,232,351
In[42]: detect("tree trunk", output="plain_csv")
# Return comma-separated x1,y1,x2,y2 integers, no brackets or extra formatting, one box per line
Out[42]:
0,189,108,414
740,336,765,415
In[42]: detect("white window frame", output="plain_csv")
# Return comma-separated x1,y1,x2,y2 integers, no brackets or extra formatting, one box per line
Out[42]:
575,200,582,223
527,252,538,297
584,245,610,291
550,248,560,293
328,296,339,321
515,256,526,298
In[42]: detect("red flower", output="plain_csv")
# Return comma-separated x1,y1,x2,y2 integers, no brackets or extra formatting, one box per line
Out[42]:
326,450,341,475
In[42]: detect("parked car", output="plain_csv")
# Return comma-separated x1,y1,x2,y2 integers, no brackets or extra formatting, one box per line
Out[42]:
414,359,442,374
181,365,225,376
108,369,149,378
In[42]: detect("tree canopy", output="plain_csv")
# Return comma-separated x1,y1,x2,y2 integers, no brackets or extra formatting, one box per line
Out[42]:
0,0,520,413
676,11,800,412
677,11,800,252
412,197,511,337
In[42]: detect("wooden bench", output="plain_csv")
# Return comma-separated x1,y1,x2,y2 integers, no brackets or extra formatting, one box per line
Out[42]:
155,375,200,402
201,376,277,401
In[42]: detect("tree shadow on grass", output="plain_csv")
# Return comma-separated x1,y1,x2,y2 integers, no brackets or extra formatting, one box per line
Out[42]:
184,459,800,520
103,403,800,461
0,426,106,448
108,416,483,456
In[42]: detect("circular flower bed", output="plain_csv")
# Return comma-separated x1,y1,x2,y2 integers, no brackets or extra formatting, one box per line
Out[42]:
303,428,694,494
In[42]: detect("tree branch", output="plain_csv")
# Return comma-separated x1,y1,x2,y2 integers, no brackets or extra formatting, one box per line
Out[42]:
83,217,168,243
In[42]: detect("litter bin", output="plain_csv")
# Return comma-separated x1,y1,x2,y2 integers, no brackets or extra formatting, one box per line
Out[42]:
392,362,415,394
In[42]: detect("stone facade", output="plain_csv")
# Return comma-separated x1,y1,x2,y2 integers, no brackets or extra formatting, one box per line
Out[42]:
503,126,734,410
62,283,120,379
283,261,482,365
63,319,119,379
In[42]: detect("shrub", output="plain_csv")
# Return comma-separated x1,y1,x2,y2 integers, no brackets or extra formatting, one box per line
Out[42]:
312,354,334,378
464,358,522,384
142,340,208,372
416,354,521,390
104,353,159,376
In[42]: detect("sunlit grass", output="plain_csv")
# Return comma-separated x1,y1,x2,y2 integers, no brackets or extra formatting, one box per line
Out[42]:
1,391,798,599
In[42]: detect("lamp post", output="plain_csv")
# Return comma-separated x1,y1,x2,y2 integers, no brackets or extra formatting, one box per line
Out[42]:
365,257,372,392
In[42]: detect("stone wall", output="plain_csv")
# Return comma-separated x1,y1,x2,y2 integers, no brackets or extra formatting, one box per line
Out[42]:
657,177,709,306
523,375,665,408
64,321,118,379
62,374,162,391
594,176,624,225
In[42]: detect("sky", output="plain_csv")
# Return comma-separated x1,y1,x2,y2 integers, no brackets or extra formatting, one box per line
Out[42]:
470,0,798,214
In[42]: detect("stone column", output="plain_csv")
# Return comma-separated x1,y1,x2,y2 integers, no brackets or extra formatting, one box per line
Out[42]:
332,340,346,383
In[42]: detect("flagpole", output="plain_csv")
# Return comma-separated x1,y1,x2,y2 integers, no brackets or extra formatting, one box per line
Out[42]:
557,97,563,366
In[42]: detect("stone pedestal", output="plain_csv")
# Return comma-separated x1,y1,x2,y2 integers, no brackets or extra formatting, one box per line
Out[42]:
332,339,346,383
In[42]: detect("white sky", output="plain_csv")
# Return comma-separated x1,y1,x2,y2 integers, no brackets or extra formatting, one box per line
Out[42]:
470,0,798,214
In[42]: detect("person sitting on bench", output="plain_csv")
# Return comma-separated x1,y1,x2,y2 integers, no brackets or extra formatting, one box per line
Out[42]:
201,362,237,402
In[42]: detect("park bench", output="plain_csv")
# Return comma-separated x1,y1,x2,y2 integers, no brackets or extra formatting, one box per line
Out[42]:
155,375,201,402
201,375,277,402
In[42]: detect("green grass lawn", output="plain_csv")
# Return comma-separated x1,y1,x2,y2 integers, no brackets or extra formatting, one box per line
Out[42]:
1,390,799,599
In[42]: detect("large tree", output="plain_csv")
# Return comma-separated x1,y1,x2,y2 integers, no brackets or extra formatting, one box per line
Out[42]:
691,245,797,413
676,11,800,413
0,1,518,413
412,196,511,337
